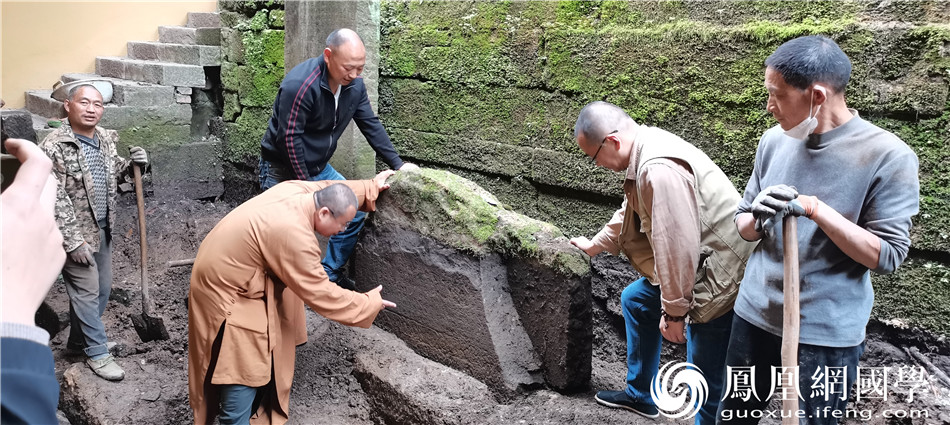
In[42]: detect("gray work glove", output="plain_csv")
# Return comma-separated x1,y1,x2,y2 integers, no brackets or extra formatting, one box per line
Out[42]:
69,242,94,266
770,195,819,228
751,184,798,234
129,146,148,166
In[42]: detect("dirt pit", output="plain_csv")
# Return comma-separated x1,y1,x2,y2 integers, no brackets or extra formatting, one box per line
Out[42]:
40,192,950,425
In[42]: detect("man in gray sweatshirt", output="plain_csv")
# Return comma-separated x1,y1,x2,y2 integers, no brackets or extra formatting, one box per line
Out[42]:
718,35,919,425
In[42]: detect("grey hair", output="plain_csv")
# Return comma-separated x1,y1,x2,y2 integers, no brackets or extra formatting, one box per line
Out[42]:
573,101,634,142
326,28,362,49
67,84,101,101
313,183,358,217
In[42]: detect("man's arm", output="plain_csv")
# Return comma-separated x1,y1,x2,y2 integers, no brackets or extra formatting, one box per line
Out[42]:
351,86,405,171
262,177,394,327
39,140,85,252
570,199,626,257
735,213,761,241
279,170,392,213
640,160,701,344
801,151,919,272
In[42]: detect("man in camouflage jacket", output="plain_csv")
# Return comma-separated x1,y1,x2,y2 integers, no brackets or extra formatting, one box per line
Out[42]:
39,84,148,381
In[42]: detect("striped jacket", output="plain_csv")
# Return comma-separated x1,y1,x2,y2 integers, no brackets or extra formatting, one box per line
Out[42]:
259,55,404,179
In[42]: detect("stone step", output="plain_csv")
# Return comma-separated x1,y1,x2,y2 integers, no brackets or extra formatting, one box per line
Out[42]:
127,41,221,66
186,11,220,28
32,113,55,142
96,56,206,87
60,73,177,107
25,90,65,119
25,89,191,129
158,26,220,46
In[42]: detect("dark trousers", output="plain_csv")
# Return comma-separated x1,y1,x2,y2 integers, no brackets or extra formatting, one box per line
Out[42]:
716,316,864,425
622,277,733,425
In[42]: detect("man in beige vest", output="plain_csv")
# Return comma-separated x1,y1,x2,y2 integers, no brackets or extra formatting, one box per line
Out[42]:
570,101,756,424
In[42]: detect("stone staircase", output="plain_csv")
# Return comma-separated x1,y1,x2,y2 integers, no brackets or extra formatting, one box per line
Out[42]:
20,11,224,200
25,11,220,143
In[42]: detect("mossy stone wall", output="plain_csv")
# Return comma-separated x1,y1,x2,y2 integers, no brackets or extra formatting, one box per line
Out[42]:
376,1,950,336
218,0,286,164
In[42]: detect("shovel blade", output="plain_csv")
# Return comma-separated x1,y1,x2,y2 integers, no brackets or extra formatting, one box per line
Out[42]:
131,313,170,342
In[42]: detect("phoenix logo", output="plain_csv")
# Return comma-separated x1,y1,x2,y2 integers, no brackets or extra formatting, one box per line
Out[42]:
650,361,709,419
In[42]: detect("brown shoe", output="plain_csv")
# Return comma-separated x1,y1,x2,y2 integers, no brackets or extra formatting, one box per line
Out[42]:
86,355,125,381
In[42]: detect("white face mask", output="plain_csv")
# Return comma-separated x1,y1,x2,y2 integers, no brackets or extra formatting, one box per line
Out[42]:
783,86,824,140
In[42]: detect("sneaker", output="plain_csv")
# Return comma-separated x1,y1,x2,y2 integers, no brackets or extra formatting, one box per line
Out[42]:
66,341,117,356
85,355,125,381
594,390,659,419
333,276,357,291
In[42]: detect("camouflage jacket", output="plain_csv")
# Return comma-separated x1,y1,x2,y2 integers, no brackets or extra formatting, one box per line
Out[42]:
39,122,132,252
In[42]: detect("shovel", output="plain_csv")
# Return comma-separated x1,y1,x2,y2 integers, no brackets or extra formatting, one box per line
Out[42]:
130,163,169,342
781,215,800,425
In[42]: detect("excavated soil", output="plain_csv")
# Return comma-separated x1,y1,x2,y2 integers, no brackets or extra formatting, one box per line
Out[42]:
40,191,950,425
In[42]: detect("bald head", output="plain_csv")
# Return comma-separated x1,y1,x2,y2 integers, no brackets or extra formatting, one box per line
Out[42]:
313,184,358,217
326,28,363,50
573,101,636,142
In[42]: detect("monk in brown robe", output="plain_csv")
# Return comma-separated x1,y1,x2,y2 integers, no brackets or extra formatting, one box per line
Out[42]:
187,170,396,425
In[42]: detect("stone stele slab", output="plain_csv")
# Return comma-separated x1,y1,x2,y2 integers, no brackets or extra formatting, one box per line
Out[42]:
352,168,592,398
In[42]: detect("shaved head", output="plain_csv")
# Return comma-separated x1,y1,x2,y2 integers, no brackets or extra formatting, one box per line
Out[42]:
313,184,358,217
326,28,363,50
574,101,635,143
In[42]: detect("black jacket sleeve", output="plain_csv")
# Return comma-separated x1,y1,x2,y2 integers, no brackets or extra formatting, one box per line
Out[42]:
352,86,404,171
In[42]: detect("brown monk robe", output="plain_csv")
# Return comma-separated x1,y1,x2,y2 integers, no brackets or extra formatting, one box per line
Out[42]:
188,179,384,425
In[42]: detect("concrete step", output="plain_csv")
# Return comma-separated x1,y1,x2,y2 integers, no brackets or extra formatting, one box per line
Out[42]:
25,90,65,119
186,11,220,28
32,113,55,142
127,41,221,66
61,73,177,107
96,56,206,87
158,26,220,46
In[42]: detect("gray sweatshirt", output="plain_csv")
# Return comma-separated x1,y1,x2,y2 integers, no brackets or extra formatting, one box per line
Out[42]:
735,112,919,347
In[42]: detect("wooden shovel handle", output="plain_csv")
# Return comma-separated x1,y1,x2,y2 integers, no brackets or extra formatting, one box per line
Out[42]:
133,164,150,315
781,215,800,425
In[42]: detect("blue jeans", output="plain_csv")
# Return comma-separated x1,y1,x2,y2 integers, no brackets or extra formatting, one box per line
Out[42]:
716,316,864,425
259,159,366,282
63,227,113,358
621,277,733,425
218,384,259,425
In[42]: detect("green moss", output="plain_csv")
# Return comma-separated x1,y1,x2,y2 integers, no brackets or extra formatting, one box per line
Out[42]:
387,169,500,252
243,29,284,69
237,29,284,107
224,107,271,162
115,125,192,151
269,9,285,28
872,259,950,337
239,9,269,31
222,91,241,121
384,169,589,277
220,62,248,93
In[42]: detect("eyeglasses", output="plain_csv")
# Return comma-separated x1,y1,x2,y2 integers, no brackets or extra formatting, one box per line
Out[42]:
590,130,617,165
